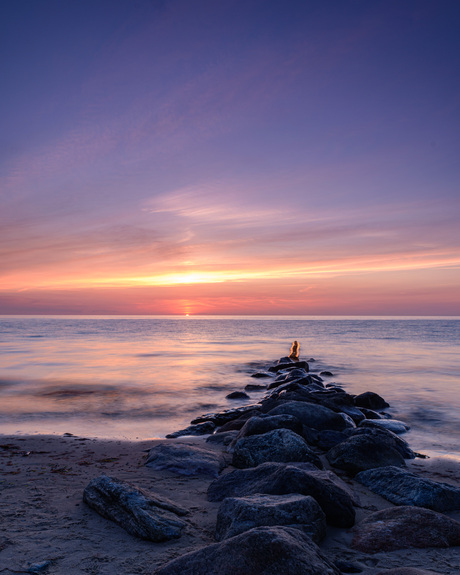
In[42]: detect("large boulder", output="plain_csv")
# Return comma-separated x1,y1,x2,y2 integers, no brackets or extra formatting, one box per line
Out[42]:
376,570,441,575
354,391,389,410
350,426,416,459
355,466,460,512
232,428,322,469
145,442,226,477
326,434,405,475
236,414,303,439
267,401,351,431
359,419,410,434
352,506,460,553
215,493,326,542
83,475,187,542
153,526,341,575
208,462,355,527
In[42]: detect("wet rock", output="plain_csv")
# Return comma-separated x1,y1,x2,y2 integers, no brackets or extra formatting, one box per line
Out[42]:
206,430,238,446
153,525,341,575
226,391,250,400
352,506,460,553
316,429,350,451
191,404,261,426
268,361,309,373
359,419,410,434
232,428,323,469
145,443,226,477
215,493,326,542
375,569,441,575
83,475,187,541
245,383,267,391
350,426,416,459
214,409,261,432
250,372,272,378
236,414,303,440
268,401,351,431
320,371,334,377
208,462,355,527
326,434,405,475
359,408,384,419
165,421,215,438
355,466,460,511
354,391,390,410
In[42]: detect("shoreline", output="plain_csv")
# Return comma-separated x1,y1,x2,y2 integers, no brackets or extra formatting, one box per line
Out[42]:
1,353,460,574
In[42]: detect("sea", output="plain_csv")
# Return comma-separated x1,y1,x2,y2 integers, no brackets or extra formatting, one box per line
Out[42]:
0,316,459,461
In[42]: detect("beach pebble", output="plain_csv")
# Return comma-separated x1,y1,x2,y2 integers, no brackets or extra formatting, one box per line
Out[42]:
355,465,460,511
208,461,356,527
352,506,460,553
232,428,323,469
145,443,226,477
268,401,352,431
83,475,187,542
326,434,405,475
165,421,215,439
215,493,326,542
354,391,390,410
153,525,341,575
359,419,410,434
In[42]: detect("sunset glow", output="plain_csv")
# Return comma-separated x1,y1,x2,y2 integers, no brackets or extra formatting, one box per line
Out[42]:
1,1,459,315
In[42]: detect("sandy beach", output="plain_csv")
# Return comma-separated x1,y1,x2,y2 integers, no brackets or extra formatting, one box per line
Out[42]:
1,432,460,574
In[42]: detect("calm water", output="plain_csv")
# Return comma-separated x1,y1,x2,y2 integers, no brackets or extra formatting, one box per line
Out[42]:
0,316,459,459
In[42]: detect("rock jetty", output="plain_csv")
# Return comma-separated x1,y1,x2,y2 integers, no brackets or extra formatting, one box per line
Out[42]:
82,343,460,574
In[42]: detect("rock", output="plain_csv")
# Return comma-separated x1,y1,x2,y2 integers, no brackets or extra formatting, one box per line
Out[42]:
268,401,351,431
316,429,350,451
326,434,405,475
166,421,215,438
208,462,355,527
268,361,309,373
236,414,303,440
352,506,460,553
191,404,261,426
145,443,226,477
83,475,187,542
359,407,384,419
320,371,334,377
333,559,364,573
250,372,272,378
232,428,322,469
215,493,326,542
355,466,460,511
354,391,389,410
375,569,441,575
359,419,410,434
206,430,239,446
226,391,250,400
153,525,341,575
351,426,416,459
245,383,267,391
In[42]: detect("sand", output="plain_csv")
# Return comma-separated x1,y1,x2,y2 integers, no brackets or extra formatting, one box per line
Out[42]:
1,433,460,574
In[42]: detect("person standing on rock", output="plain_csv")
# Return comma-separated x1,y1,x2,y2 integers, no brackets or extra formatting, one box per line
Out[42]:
289,341,300,361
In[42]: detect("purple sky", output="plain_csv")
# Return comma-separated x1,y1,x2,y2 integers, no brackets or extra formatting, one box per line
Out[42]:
1,0,459,315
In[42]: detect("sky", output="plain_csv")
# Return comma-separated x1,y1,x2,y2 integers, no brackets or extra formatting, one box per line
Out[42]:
1,0,459,315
